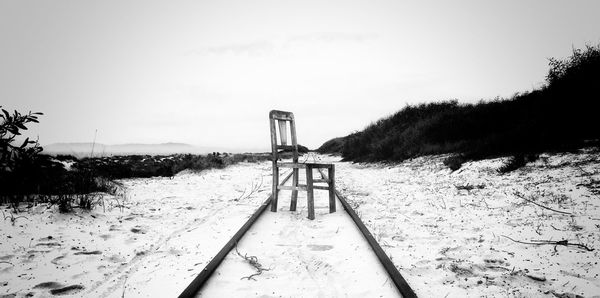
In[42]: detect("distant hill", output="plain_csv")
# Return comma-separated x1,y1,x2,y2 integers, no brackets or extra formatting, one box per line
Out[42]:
318,43,600,165
43,142,218,157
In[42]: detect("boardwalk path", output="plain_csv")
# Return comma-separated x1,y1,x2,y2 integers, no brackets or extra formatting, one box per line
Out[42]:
183,152,417,297
196,187,403,297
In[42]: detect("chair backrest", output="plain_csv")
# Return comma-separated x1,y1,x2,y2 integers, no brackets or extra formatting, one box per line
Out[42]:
269,110,298,163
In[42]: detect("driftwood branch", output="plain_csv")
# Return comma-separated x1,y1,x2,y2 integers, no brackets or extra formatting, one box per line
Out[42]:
513,192,572,215
234,245,270,280
502,235,594,252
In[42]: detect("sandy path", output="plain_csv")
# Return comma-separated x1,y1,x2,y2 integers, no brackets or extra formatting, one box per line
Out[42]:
197,172,402,297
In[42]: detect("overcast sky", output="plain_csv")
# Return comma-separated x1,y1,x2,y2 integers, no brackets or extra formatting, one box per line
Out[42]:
1,0,599,151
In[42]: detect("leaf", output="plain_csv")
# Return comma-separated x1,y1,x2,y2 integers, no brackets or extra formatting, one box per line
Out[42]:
2,109,9,119
21,138,29,148
16,123,27,130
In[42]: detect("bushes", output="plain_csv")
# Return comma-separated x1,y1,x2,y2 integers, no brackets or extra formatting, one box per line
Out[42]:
319,44,600,169
0,106,273,212
443,155,468,172
2,149,272,212
1,107,44,209
1,108,119,211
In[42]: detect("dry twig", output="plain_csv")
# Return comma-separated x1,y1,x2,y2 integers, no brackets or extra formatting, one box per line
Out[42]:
513,192,572,215
235,176,264,202
1,210,29,225
501,235,594,252
234,245,270,280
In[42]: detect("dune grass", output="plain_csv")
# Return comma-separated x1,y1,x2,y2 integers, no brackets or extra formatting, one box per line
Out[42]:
1,108,272,211
1,152,273,212
317,44,600,170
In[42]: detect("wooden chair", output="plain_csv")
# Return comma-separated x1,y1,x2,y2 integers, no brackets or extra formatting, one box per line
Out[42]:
269,110,336,220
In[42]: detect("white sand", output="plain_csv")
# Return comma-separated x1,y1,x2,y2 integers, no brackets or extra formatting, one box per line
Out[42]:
2,150,599,297
326,151,600,297
198,184,401,297
1,162,273,297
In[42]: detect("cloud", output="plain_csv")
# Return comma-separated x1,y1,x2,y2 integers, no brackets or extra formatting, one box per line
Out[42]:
284,32,378,46
185,40,274,56
186,32,377,56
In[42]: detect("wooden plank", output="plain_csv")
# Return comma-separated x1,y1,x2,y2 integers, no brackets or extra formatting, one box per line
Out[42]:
304,163,334,168
277,145,296,151
289,116,298,163
269,113,278,160
271,165,279,212
269,110,294,121
290,168,299,211
278,184,329,191
278,120,288,145
306,166,315,220
272,171,295,212
318,168,417,298
278,185,308,191
178,172,294,298
312,185,330,190
277,162,334,169
269,111,279,212
278,162,307,169
179,197,268,298
278,172,294,189
313,179,329,183
328,166,336,213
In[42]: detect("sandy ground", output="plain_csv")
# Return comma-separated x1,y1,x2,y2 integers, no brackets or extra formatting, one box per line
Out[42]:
324,150,600,298
198,183,401,297
1,150,599,297
1,162,273,297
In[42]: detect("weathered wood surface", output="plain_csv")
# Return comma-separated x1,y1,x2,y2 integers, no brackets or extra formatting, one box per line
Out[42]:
269,110,294,121
278,184,331,191
277,162,334,169
317,169,417,298
278,120,288,145
278,185,308,191
269,111,280,212
290,167,299,211
328,167,336,213
306,166,315,220
269,110,336,219
276,145,296,151
313,178,329,183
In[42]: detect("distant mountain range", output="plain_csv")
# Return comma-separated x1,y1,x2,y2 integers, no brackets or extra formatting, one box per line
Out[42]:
42,142,223,157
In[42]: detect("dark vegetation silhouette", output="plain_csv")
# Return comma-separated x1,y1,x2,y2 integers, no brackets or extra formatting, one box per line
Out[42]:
0,108,118,211
0,108,272,211
317,44,600,170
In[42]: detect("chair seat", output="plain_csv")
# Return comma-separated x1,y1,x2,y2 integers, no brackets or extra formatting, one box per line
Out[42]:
277,161,333,169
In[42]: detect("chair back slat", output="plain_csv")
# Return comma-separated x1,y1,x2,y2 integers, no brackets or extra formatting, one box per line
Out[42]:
278,120,288,145
269,110,298,162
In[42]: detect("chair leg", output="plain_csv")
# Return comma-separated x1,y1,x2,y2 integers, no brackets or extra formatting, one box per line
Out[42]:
271,166,279,212
306,166,315,220
328,166,336,213
290,168,299,211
